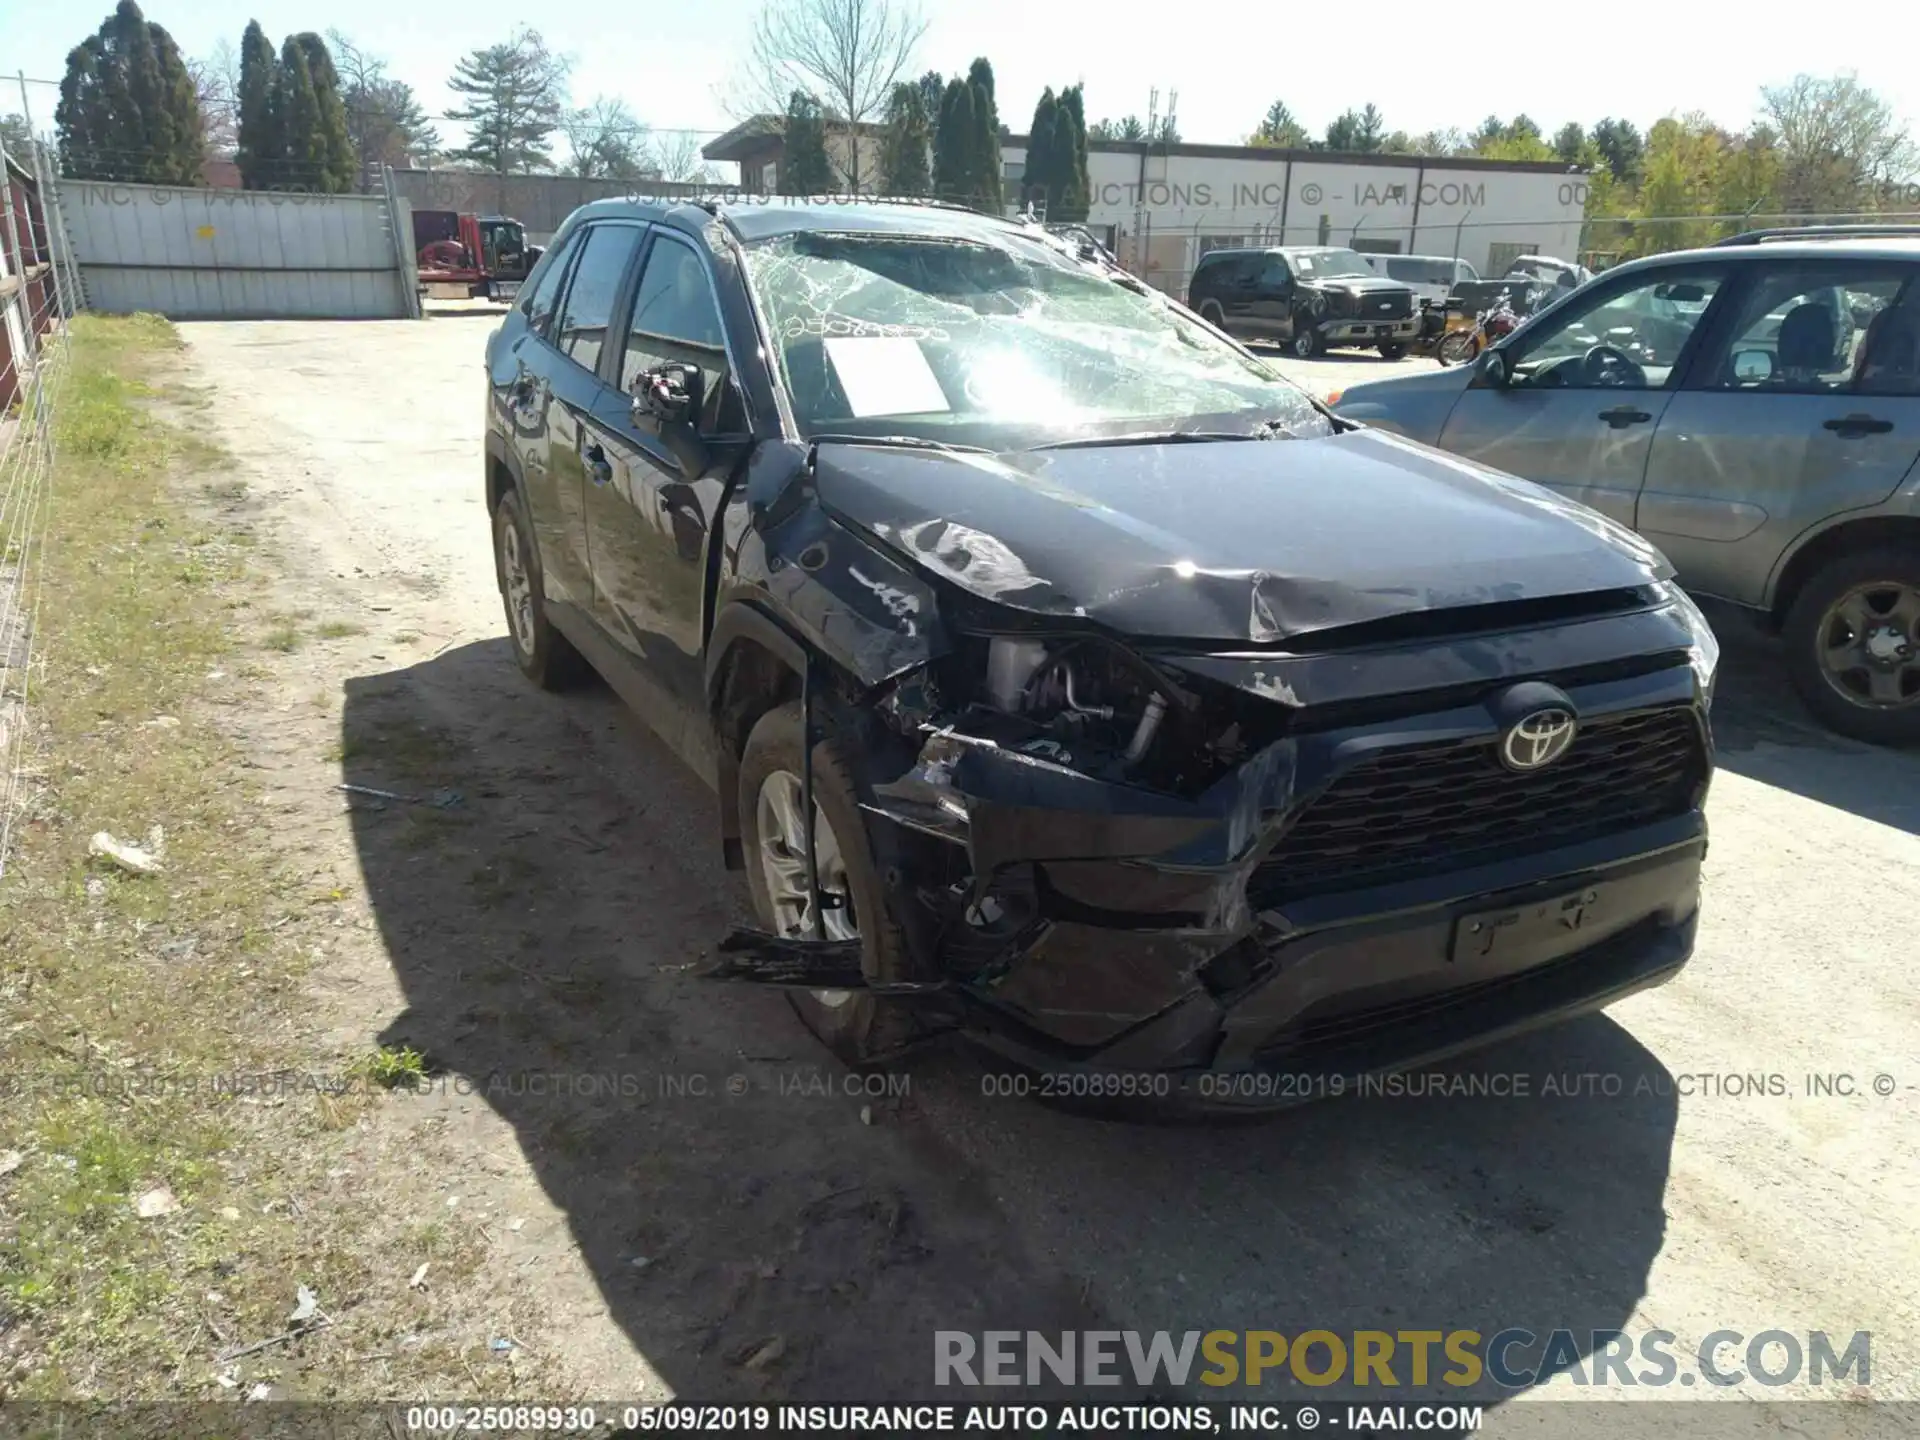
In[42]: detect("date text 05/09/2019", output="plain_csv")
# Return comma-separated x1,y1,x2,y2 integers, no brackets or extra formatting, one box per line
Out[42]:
399,1404,1483,1434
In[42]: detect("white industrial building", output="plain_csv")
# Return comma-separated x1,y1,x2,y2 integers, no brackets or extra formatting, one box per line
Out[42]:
704,121,1591,291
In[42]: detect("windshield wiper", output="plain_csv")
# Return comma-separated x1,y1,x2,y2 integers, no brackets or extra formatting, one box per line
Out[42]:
808,432,992,455
1033,419,1294,450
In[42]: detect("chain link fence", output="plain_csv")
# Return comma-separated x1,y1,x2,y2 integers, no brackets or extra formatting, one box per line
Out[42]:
0,105,83,878
1094,207,1920,301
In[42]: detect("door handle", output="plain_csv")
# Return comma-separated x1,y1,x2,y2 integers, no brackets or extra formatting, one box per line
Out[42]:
582,441,613,487
1598,405,1653,428
1823,413,1894,436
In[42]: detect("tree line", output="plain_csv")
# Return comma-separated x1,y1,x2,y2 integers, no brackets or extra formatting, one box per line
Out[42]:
1248,80,1919,259
50,6,709,190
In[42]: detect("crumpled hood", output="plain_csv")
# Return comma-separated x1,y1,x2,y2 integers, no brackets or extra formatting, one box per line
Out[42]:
812,430,1671,643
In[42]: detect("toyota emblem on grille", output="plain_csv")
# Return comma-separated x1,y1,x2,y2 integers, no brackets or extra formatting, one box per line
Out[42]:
1500,707,1577,771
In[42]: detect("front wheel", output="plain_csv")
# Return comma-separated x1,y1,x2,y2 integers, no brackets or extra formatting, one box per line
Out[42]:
1289,323,1323,359
1436,330,1480,366
1783,548,1920,745
1378,342,1408,361
737,702,917,1067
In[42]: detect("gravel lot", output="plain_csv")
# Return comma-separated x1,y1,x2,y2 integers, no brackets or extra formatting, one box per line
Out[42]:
177,313,1917,1428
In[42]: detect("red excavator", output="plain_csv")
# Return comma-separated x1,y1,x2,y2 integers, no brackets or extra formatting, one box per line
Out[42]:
412,210,541,302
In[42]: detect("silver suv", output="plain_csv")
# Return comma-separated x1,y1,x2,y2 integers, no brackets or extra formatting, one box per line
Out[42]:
1331,227,1920,745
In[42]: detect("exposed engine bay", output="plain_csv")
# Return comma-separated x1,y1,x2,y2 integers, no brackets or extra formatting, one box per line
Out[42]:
899,634,1281,798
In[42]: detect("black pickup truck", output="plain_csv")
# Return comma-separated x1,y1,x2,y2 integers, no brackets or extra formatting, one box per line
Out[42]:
1188,245,1421,359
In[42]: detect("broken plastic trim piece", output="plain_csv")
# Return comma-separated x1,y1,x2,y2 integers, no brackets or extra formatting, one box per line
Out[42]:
704,928,952,996
705,927,867,988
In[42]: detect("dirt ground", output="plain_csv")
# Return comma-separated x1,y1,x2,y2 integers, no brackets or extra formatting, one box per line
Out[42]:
169,312,1918,1423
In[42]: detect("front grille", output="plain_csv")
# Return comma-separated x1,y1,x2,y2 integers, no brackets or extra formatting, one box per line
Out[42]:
1359,289,1412,321
1248,706,1703,905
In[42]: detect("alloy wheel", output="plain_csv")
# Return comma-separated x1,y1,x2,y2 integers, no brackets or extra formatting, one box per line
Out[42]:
1816,580,1920,710
499,519,536,657
755,769,859,1008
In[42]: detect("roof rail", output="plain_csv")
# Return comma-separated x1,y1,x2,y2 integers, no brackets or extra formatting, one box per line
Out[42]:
1713,224,1920,247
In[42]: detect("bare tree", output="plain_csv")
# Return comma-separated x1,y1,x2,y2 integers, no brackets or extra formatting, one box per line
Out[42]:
740,0,926,189
330,31,441,175
648,130,717,185
1760,72,1918,213
562,96,654,180
189,40,238,157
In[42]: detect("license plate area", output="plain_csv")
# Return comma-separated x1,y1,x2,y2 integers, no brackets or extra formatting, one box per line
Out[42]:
1451,884,1608,969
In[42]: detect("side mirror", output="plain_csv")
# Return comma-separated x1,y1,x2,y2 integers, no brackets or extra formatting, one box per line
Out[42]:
1732,349,1774,384
634,362,705,427
1474,347,1509,387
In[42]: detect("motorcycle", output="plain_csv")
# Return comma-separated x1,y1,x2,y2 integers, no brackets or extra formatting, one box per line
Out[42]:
1436,295,1522,366
1409,298,1451,358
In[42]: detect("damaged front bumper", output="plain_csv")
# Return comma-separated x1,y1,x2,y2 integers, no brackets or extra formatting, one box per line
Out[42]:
717,651,1710,1110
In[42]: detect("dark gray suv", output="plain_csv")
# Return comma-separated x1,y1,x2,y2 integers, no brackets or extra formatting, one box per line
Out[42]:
482,196,1716,1110
1333,227,1920,745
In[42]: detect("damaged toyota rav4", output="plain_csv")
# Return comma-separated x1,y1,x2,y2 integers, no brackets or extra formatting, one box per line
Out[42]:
484,197,1717,1110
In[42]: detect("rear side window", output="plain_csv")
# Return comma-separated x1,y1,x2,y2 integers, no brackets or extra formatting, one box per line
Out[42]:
554,224,645,376
520,230,578,338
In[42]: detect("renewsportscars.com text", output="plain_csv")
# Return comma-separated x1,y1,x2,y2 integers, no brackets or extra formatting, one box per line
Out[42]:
934,1329,1872,1390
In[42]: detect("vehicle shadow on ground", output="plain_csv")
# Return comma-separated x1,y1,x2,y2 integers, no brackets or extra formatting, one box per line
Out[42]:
1705,624,1920,837
343,639,1679,1414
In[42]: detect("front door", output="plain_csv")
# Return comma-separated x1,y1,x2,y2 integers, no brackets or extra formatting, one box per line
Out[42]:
1436,264,1728,528
1639,262,1920,604
587,228,753,773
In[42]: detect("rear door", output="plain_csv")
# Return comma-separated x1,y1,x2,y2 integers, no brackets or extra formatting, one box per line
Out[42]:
1639,261,1920,604
586,228,755,759
495,229,586,606
1435,262,1728,527
544,220,648,617
1248,253,1296,338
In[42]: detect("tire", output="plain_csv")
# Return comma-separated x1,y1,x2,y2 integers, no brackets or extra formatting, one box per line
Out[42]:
1436,330,1479,367
1289,321,1323,359
737,701,917,1067
1378,342,1408,361
493,486,589,690
1198,299,1227,330
1782,547,1920,746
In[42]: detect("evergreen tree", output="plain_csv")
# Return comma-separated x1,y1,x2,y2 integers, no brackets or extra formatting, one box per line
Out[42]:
779,91,835,195
876,81,931,196
1055,83,1090,222
1024,87,1059,214
444,28,569,173
275,37,324,189
292,34,355,190
235,19,279,187
932,78,971,202
55,2,203,183
965,58,1002,212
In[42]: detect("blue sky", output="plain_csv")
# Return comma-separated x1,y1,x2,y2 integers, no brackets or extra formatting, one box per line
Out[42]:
10,0,1920,167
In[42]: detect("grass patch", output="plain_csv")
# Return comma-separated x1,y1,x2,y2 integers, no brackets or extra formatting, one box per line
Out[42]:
0,316,539,1401
262,624,303,652
314,620,365,640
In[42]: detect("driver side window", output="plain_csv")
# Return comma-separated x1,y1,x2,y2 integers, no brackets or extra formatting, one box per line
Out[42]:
1509,270,1722,391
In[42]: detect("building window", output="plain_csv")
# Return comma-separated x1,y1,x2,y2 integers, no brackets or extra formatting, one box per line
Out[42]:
1197,234,1249,256
1351,239,1402,255
1003,160,1025,183
1487,241,1537,277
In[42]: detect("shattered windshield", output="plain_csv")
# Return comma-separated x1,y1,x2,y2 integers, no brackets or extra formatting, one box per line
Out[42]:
740,231,1331,448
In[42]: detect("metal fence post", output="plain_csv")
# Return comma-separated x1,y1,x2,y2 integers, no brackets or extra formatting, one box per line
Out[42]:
0,128,39,365
17,74,76,329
